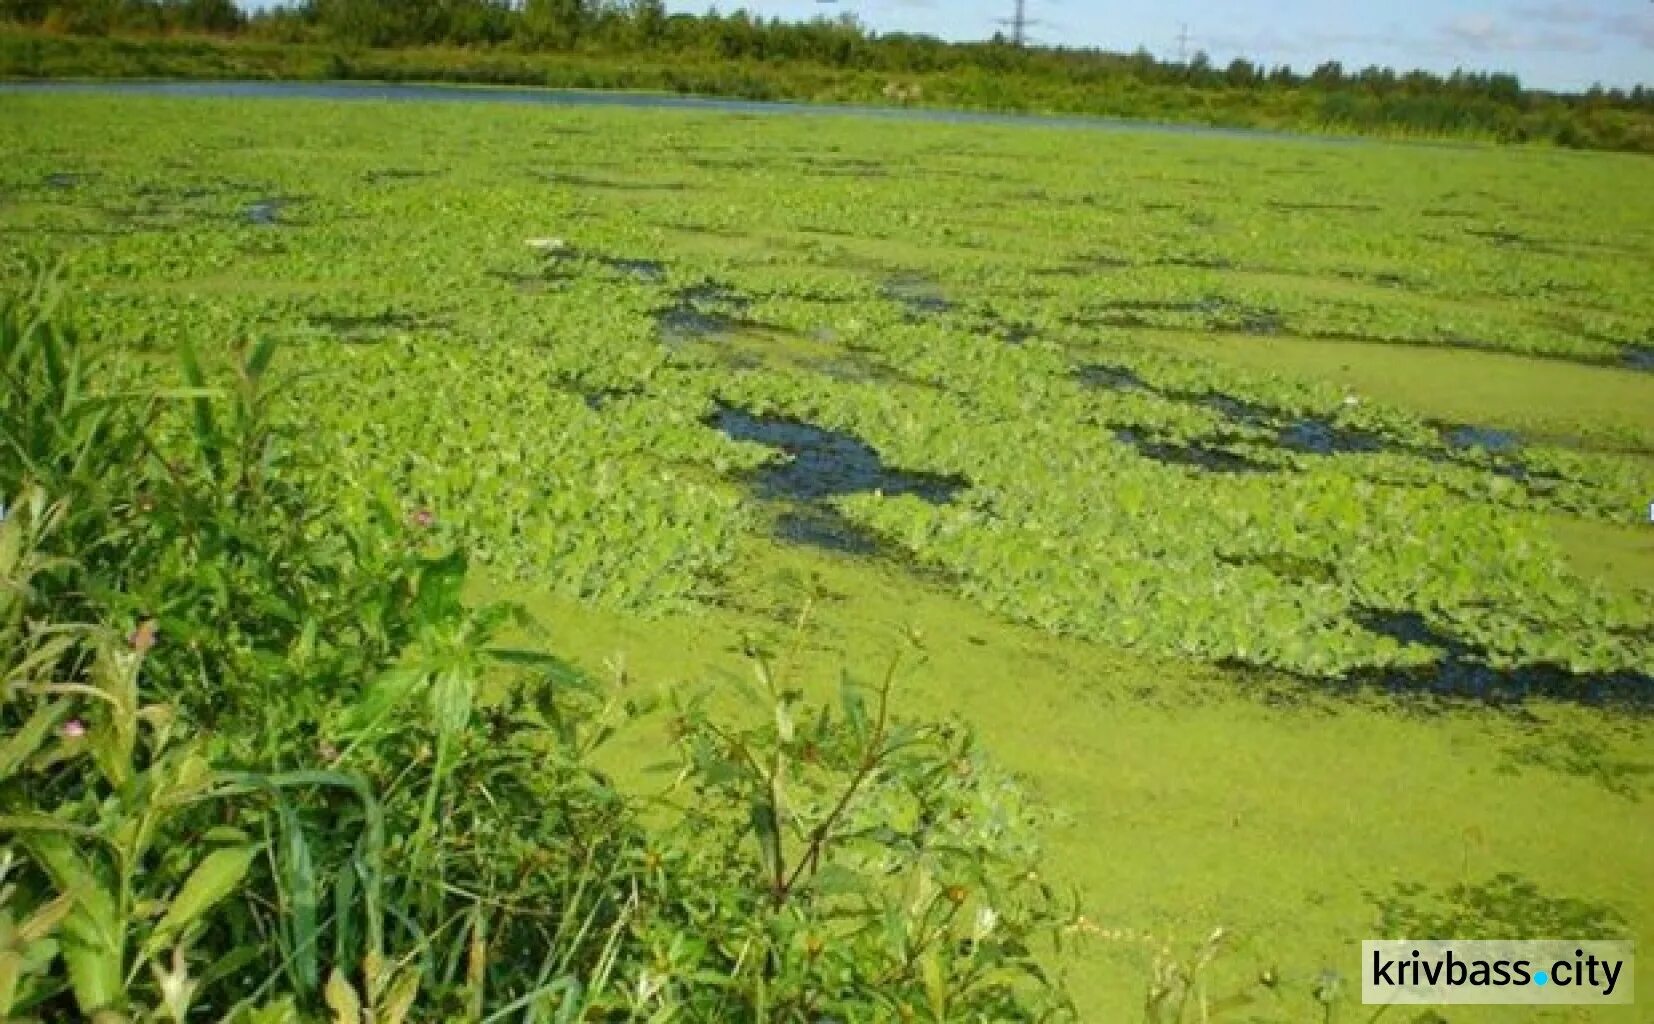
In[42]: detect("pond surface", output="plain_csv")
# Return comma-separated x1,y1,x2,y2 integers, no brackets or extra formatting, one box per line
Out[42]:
0,81,1365,144
711,407,964,504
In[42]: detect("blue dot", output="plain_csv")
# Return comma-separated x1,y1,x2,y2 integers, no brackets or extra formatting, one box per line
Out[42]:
1534,971,1549,986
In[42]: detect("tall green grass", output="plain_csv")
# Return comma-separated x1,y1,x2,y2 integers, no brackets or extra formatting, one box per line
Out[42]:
0,282,1079,1020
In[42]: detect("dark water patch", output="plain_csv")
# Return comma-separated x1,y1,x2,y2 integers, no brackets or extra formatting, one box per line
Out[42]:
1351,609,1653,710
521,241,668,283
996,321,1037,345
883,275,951,317
1268,200,1380,213
711,406,966,504
602,257,668,283
245,197,301,226
1076,363,1148,391
1116,382,1401,459
774,506,882,556
658,305,737,344
1278,417,1386,455
1430,426,1564,487
1624,347,1654,371
1442,424,1521,454
1195,393,1275,427
657,282,754,344
1112,428,1274,475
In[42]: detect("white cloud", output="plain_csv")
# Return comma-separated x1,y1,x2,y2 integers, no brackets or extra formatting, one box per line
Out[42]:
1601,12,1654,50
1512,1,1600,25
1442,13,1522,51
1430,8,1628,55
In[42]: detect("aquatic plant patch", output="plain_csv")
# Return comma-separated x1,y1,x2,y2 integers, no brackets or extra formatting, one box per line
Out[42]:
1,93,1649,687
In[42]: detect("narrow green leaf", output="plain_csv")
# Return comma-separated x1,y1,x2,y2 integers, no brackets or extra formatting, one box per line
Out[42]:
276,802,319,995
149,844,259,951
245,337,279,383
0,701,70,781
333,859,358,972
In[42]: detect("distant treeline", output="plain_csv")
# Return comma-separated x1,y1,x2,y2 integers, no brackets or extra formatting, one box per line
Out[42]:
3,0,1652,152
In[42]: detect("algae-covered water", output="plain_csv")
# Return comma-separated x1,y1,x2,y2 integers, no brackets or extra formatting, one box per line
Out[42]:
2,89,1649,1020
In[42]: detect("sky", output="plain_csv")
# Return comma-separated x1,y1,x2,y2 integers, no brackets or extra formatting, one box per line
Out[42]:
235,2,1654,92
666,0,1654,92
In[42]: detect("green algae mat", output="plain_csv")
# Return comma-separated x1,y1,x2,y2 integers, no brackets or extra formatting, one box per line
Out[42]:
3,91,1650,1020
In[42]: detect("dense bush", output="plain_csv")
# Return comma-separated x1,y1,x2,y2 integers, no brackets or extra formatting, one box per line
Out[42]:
0,285,1079,1021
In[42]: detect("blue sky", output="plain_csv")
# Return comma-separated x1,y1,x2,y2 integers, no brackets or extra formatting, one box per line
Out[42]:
237,2,1654,91
667,0,1653,90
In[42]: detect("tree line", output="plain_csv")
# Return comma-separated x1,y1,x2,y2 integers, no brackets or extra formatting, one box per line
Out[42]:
3,0,1651,144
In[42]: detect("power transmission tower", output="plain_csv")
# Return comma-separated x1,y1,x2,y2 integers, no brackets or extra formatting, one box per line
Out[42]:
1176,22,1191,63
997,0,1036,46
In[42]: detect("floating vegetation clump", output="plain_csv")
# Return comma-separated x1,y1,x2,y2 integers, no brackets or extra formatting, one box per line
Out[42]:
2,91,1648,684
